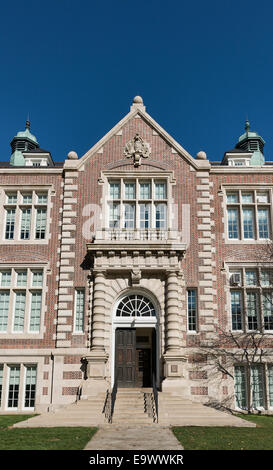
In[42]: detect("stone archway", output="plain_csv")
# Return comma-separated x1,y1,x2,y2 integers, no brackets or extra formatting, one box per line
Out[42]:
112,292,158,388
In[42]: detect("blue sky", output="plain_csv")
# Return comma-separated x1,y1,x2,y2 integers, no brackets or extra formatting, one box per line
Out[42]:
1,0,273,162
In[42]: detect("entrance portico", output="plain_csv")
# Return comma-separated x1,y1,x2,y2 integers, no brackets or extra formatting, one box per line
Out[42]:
82,233,187,397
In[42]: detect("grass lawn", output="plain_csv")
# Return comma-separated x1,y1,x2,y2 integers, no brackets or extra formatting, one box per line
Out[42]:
0,415,97,450
172,414,273,450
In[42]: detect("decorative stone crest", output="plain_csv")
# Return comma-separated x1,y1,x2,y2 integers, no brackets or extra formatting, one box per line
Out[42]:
124,134,151,167
131,269,141,285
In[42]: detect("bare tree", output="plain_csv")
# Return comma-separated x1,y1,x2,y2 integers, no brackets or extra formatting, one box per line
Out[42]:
197,328,273,414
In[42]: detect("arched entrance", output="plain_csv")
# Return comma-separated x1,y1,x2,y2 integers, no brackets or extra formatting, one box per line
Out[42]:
112,292,159,389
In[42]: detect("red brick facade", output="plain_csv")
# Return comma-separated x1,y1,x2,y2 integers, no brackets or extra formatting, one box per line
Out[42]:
0,97,273,413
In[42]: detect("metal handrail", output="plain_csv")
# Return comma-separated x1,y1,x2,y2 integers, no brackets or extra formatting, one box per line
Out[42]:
75,382,83,403
110,379,118,423
103,379,118,423
152,372,158,423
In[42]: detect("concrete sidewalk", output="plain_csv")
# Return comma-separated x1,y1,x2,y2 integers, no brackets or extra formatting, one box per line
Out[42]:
84,425,184,450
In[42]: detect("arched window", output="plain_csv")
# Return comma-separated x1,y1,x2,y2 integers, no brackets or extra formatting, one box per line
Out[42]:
116,294,156,317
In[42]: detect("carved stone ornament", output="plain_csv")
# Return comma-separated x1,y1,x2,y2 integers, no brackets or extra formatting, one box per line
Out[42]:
124,134,151,167
131,269,141,285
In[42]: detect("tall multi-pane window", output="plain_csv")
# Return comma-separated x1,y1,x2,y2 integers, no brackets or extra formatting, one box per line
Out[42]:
109,203,120,228
155,203,167,229
227,208,239,239
29,292,42,332
251,365,265,408
226,190,271,240
230,291,242,330
13,292,26,332
229,267,273,332
0,292,10,332
24,366,37,408
107,179,168,231
35,208,47,239
262,292,273,330
187,289,197,331
4,190,48,241
74,289,85,333
124,203,135,229
0,364,38,411
234,366,247,409
5,209,16,240
0,268,44,334
234,364,273,411
139,203,151,229
242,209,254,239
246,292,258,330
20,209,31,240
8,366,20,408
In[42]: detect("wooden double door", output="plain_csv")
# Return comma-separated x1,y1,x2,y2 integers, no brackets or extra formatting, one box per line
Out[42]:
115,328,153,388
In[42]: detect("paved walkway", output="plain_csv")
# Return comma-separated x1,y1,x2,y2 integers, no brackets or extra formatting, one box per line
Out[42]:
84,425,184,450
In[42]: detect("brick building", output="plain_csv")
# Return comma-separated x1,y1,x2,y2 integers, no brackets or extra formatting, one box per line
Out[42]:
0,96,273,415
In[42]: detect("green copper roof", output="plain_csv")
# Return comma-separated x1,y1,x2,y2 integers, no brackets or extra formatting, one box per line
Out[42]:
238,119,265,144
15,120,38,144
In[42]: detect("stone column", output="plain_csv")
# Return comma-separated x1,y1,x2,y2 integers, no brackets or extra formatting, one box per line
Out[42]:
162,270,187,394
91,271,106,351
82,270,108,397
166,271,181,351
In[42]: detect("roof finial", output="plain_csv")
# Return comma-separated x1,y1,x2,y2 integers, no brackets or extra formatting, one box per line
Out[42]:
25,114,30,131
245,117,250,133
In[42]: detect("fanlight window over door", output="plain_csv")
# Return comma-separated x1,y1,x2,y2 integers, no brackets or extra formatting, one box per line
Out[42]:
116,295,156,317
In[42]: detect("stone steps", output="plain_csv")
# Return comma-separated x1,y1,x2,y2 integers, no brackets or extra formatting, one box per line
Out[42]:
157,392,255,427
13,390,256,428
112,390,154,425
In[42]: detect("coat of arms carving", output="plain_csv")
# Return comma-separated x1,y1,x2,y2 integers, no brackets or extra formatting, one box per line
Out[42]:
124,134,151,167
